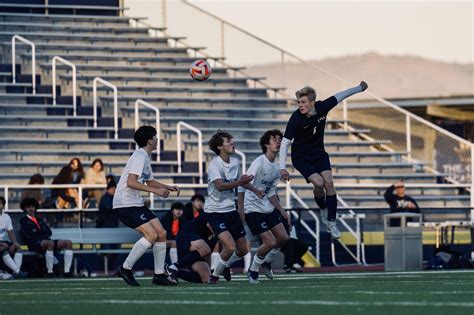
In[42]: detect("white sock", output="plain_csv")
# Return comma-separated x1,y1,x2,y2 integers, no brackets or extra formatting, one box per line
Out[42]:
64,250,73,273
169,247,178,264
225,251,242,268
45,250,54,273
211,252,220,270
243,252,252,272
152,242,166,274
123,237,152,270
14,253,23,270
264,248,280,263
250,255,265,272
2,253,19,273
212,255,228,277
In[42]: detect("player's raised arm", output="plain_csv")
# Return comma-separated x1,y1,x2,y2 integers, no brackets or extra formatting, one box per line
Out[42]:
318,81,369,114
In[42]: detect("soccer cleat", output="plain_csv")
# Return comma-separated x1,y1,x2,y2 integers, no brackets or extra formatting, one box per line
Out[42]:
46,272,55,278
327,221,341,239
207,275,219,284
63,272,74,278
320,209,329,227
152,273,178,286
261,262,274,280
116,265,140,286
12,270,28,279
222,267,232,281
247,270,259,284
165,264,179,283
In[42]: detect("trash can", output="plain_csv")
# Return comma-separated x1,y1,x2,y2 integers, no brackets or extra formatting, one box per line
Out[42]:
384,213,422,271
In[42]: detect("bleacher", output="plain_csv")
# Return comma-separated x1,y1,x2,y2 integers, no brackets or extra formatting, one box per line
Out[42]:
0,1,470,268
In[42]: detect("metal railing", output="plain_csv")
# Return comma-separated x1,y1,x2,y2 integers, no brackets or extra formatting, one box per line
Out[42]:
52,56,77,116
176,121,203,184
134,99,161,161
93,77,119,140
11,35,36,94
234,149,246,175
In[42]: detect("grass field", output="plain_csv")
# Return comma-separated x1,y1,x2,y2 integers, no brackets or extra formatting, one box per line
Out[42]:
1,270,474,315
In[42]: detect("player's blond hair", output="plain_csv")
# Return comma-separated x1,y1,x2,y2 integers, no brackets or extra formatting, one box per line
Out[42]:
295,86,316,102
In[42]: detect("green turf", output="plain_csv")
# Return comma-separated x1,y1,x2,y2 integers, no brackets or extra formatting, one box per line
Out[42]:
1,271,474,315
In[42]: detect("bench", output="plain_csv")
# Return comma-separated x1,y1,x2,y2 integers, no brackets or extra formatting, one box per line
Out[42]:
15,228,142,275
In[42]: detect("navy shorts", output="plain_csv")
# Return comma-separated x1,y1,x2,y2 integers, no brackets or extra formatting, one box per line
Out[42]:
292,151,331,182
205,211,246,241
245,210,282,236
176,233,218,260
115,206,157,229
27,239,59,253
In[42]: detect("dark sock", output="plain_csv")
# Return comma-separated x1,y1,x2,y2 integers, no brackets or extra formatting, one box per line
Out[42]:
326,194,337,221
314,195,326,210
175,250,201,269
177,269,204,283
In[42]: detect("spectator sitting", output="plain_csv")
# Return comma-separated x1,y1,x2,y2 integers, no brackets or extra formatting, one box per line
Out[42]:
83,158,107,208
21,173,45,207
51,158,84,209
96,179,118,228
0,196,27,279
184,194,205,221
161,202,186,264
19,198,74,277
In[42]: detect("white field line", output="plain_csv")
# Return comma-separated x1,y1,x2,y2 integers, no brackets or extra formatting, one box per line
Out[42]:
2,269,473,285
1,299,474,307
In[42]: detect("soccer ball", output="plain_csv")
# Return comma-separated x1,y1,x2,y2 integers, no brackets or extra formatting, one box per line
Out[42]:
189,59,212,81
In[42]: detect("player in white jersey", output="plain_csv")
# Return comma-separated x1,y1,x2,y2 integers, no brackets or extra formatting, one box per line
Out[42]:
238,130,290,283
114,126,179,286
0,196,27,279
205,130,260,284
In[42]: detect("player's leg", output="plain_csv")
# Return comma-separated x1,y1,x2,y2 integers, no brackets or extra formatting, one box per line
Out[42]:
167,240,178,264
170,240,212,283
248,230,275,283
1,242,26,278
40,239,55,276
320,170,341,238
260,223,290,279
308,172,329,226
8,242,23,273
57,239,73,276
148,218,177,285
209,230,235,282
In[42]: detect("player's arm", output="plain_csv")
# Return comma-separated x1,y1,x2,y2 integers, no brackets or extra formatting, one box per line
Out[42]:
213,175,254,192
319,81,368,113
6,229,21,249
279,115,297,181
127,174,170,198
146,180,180,196
268,195,291,228
237,191,245,221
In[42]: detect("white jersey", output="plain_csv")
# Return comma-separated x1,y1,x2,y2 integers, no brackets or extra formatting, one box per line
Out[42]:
239,154,280,214
0,212,13,240
113,148,154,209
204,156,240,213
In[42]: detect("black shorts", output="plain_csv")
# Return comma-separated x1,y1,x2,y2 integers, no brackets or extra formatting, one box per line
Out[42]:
292,151,331,182
245,210,282,236
205,211,246,241
27,239,59,253
115,206,157,229
176,233,218,260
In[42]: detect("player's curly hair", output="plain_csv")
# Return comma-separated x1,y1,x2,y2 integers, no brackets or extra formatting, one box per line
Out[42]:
260,129,283,153
295,86,316,102
209,130,233,155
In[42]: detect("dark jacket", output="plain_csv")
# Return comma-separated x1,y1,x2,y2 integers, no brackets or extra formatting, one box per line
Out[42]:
160,211,186,240
96,192,119,228
19,215,52,246
183,202,203,221
384,185,420,213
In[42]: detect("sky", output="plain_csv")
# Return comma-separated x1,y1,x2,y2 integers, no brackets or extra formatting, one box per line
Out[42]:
126,0,473,65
